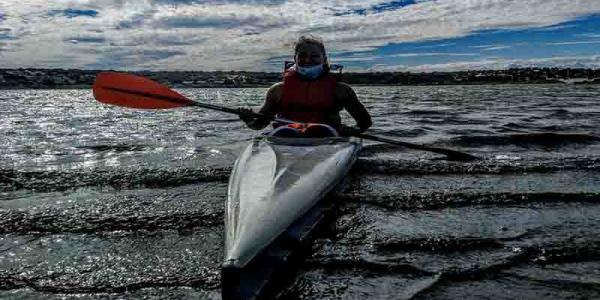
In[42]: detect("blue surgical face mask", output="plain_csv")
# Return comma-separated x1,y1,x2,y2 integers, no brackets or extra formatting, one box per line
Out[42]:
296,63,324,80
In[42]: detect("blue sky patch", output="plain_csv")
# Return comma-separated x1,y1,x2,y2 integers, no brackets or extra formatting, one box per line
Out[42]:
334,0,418,16
327,14,600,70
372,0,418,13
49,9,99,18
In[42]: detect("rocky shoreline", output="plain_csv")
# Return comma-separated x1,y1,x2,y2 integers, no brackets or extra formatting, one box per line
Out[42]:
1,67,599,89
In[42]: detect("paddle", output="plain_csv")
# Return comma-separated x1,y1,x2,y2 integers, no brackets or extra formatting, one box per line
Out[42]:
355,133,477,161
92,71,478,161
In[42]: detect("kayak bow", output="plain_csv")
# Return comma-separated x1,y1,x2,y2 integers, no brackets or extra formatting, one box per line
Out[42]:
222,135,361,298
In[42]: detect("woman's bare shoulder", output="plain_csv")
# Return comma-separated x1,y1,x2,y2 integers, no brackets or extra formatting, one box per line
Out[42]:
335,81,357,98
267,82,284,98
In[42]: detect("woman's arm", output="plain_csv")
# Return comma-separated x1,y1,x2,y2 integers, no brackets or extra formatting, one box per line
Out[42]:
242,82,282,130
336,82,372,132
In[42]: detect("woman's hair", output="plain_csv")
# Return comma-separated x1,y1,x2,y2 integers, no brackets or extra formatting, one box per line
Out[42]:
294,35,326,56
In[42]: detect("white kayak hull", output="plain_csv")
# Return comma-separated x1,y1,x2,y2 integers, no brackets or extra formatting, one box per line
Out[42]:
224,136,361,269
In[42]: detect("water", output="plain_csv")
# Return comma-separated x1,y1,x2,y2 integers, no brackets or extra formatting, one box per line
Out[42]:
1,85,599,299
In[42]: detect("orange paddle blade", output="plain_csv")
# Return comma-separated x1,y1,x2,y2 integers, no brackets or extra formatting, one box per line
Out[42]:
92,71,196,109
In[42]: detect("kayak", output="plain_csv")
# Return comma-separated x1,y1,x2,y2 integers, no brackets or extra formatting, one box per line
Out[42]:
221,134,362,299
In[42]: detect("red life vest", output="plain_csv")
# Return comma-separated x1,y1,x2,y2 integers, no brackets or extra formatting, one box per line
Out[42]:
278,70,337,124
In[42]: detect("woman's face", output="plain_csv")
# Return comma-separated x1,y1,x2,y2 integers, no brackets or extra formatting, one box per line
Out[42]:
295,43,325,67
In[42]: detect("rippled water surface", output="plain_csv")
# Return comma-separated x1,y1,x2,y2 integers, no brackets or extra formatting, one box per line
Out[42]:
1,85,600,299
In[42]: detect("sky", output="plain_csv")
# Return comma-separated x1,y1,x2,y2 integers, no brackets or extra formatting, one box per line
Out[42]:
1,0,600,72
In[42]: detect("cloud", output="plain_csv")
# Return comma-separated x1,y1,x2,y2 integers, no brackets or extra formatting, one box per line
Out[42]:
480,45,512,51
155,15,286,30
470,44,514,50
390,52,479,57
545,40,600,46
116,14,151,29
0,27,11,39
415,42,456,49
531,24,577,31
0,0,600,70
335,51,479,63
138,49,187,60
368,63,408,72
577,33,600,38
66,36,106,44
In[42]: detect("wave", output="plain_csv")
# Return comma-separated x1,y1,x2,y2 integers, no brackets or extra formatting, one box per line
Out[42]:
450,132,600,147
75,144,149,153
0,270,219,294
405,109,452,115
306,239,600,280
363,128,428,139
0,208,223,235
353,156,600,175
497,123,536,132
305,256,435,276
375,236,514,253
544,109,600,119
438,240,600,281
0,167,231,194
336,192,600,211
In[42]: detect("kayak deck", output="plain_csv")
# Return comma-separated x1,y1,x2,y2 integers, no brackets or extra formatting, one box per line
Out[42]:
221,199,334,299
222,136,361,299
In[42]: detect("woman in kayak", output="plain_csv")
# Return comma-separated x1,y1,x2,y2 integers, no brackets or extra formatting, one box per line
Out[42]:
240,35,372,137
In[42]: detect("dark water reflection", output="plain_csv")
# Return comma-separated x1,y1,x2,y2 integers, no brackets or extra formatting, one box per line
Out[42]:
1,85,599,299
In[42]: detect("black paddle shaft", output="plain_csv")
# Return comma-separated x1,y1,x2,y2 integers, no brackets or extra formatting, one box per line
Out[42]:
357,133,479,161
